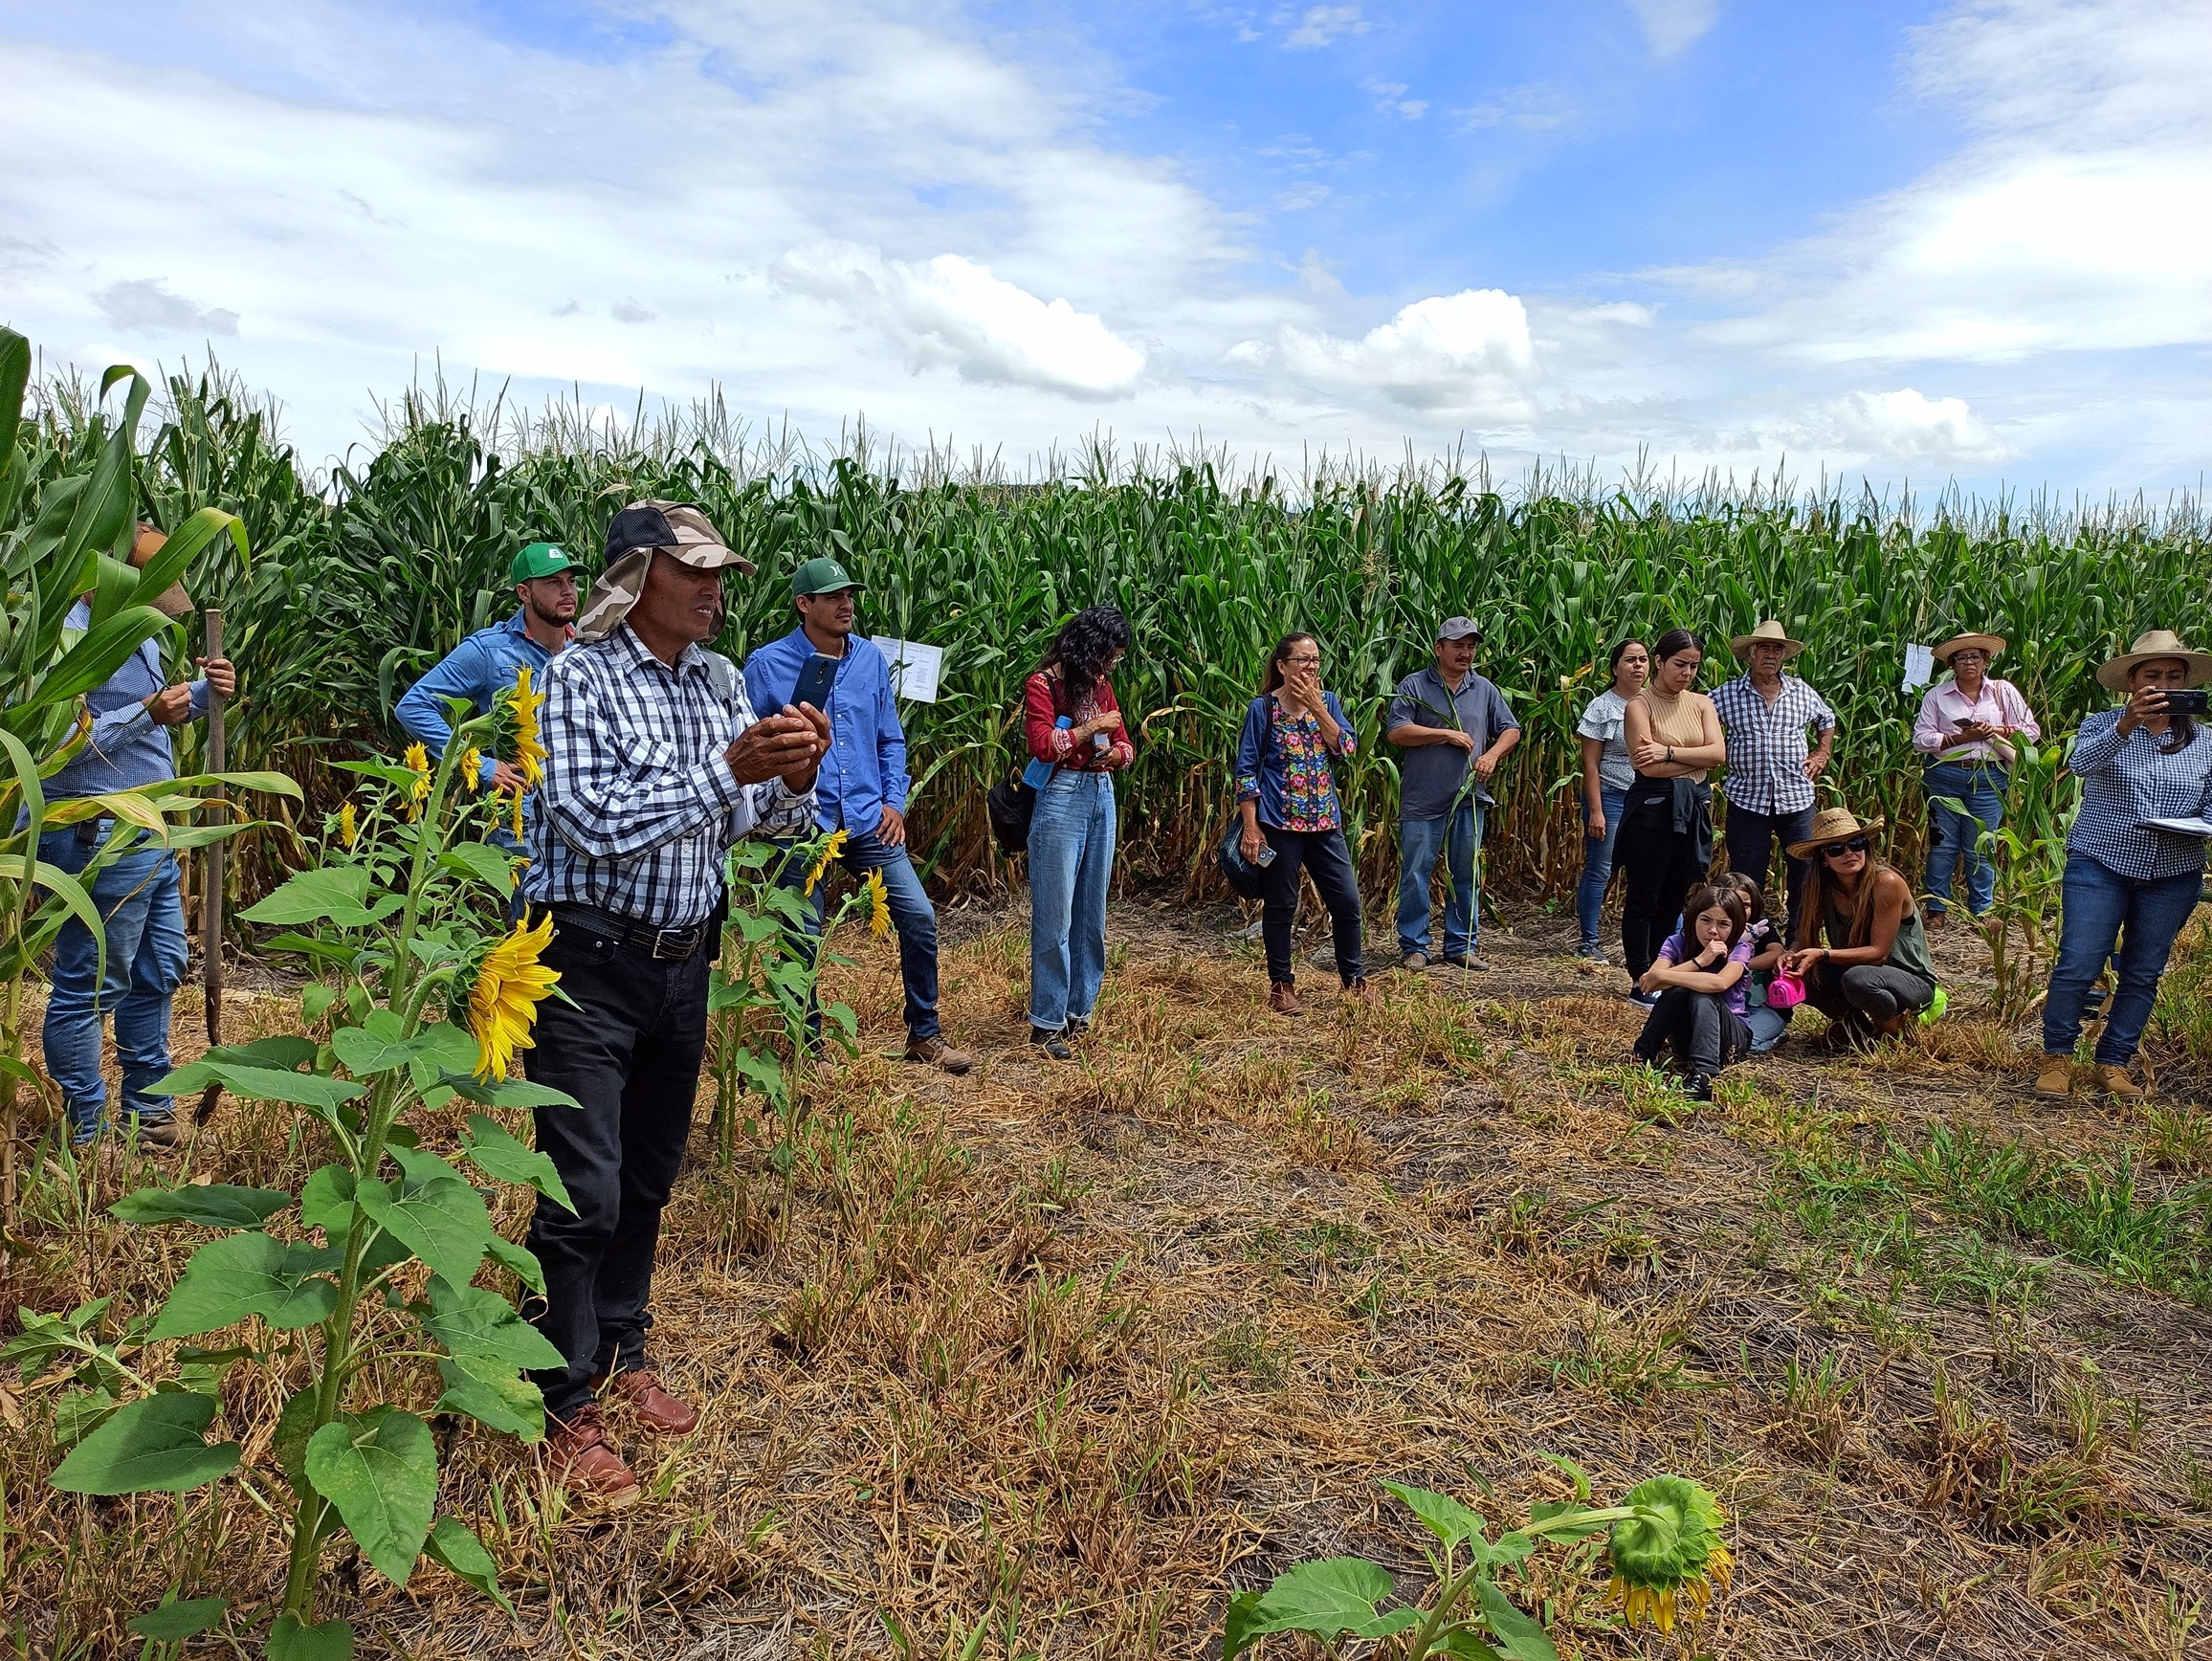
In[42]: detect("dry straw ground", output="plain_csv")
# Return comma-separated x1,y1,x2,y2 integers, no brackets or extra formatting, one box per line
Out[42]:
5,897,2209,1660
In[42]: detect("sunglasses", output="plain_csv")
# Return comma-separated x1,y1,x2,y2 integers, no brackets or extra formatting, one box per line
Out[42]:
1817,836,1869,859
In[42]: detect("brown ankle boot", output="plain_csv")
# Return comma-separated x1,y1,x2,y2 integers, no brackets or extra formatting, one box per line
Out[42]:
543,1403,640,1508
1269,980,1302,1016
591,1366,700,1435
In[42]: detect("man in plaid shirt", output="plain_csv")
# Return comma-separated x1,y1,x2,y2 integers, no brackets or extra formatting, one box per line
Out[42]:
1713,620,1836,940
520,501,827,1507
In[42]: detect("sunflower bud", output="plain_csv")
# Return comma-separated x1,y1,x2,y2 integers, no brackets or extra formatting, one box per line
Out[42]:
1607,1475,1731,1632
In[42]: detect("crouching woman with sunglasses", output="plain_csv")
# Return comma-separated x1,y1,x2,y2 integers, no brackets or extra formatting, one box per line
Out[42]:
1780,808,1937,1044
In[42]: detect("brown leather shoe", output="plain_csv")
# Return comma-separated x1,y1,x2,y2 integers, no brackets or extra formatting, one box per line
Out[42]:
134,1116,188,1151
602,1367,699,1435
904,1034,973,1075
1270,980,1302,1017
543,1403,640,1508
2033,1056,2073,1096
2096,1064,2145,1099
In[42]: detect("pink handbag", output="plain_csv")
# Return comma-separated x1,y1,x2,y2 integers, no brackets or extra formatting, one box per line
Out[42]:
1765,969,1806,1010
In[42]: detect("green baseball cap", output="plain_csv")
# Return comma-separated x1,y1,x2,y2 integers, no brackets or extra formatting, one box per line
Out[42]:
510,542,576,584
791,555,863,599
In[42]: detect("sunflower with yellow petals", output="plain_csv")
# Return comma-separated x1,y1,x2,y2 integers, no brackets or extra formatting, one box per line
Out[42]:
403,742,432,821
864,867,892,938
459,746,483,793
1607,1475,1732,1633
338,802,359,849
511,665,547,787
804,829,849,894
466,911,561,1080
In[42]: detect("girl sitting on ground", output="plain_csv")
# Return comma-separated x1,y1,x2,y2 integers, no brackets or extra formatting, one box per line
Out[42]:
1632,881,1754,1100
1722,872,1792,1054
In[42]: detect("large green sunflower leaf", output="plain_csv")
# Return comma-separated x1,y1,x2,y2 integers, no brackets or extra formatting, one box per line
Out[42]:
304,1406,437,1586
50,1392,240,1495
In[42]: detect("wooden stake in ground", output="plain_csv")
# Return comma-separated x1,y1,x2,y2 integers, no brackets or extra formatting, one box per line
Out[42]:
195,608,226,1125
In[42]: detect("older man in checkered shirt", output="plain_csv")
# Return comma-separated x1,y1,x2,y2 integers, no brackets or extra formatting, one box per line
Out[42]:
518,501,828,1508
1712,619,1836,941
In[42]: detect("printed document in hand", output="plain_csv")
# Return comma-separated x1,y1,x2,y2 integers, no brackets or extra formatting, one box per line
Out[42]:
2144,816,2212,839
872,637,943,703
1902,644,1935,691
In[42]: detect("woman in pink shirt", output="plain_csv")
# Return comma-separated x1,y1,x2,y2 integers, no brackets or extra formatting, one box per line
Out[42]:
1912,632,2040,927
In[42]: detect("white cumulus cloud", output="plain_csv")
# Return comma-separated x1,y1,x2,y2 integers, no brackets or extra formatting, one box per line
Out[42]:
1238,289,1537,417
1818,388,2014,465
95,278,239,337
774,245,1146,397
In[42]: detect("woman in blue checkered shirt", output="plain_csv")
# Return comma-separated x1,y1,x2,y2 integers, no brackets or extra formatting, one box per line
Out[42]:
2036,631,2212,1101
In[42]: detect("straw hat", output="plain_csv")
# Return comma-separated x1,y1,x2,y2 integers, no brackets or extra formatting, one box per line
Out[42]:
1787,806,1884,860
2096,629,2212,693
1729,619,1806,662
127,524,194,621
1932,632,2004,666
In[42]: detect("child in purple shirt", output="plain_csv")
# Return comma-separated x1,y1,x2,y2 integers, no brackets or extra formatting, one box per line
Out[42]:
1632,880,1755,1100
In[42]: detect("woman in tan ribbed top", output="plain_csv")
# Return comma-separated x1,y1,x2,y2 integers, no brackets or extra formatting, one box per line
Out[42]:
1618,629,1728,985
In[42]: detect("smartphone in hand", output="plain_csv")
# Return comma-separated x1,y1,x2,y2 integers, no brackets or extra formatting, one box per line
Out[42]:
792,653,838,711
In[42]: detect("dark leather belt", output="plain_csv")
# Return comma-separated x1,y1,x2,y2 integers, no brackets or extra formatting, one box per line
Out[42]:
548,902,711,962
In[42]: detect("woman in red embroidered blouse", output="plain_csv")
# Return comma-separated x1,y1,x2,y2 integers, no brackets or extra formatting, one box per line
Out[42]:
1023,606,1133,1059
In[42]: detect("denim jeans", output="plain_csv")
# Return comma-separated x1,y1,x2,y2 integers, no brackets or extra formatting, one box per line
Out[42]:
1028,771,1116,1031
774,830,941,1041
38,828,189,1141
1724,802,1816,942
2042,852,2202,1067
1924,762,2006,917
1575,784,1629,950
521,913,711,1421
1258,824,1363,986
1634,986,1751,1077
1396,801,1481,958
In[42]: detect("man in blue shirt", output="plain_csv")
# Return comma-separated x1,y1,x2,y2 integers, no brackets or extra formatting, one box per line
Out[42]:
41,523,235,1148
743,557,970,1074
395,543,578,833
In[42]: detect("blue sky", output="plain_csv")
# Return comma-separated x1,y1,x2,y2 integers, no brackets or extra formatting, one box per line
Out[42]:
3,1,2208,491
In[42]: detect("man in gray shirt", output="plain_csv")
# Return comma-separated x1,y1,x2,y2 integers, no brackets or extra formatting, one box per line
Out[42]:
1386,617,1521,970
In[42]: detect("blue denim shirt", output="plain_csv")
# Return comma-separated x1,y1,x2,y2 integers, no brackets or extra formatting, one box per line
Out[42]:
394,609,563,786
742,629,909,833
47,600,208,799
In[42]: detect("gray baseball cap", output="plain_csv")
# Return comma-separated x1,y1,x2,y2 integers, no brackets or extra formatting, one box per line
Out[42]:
1436,616,1480,642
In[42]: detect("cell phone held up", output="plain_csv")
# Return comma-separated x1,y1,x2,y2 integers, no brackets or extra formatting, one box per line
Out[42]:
2162,687,2210,717
791,653,838,713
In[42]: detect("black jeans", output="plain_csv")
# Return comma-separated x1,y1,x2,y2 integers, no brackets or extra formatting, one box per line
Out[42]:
1724,803,1816,942
1260,824,1364,986
521,913,711,1421
1618,799,1705,981
1634,986,1751,1077
1805,961,1935,1039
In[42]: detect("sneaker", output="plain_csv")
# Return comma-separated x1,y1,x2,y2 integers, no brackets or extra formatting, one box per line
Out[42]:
1062,1014,1091,1039
1684,1074,1714,1103
543,1404,641,1508
598,1367,699,1435
1029,1027,1073,1061
2033,1056,2073,1096
2096,1064,2145,1099
1398,951,1429,972
1627,987,1661,1008
1270,980,1303,1017
1575,942,1608,963
904,1035,973,1075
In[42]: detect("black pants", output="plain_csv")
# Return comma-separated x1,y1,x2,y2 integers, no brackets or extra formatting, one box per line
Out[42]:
1260,823,1363,986
1724,803,1815,942
1634,986,1750,1077
521,915,711,1422
1618,801,1704,981
1805,961,1935,1039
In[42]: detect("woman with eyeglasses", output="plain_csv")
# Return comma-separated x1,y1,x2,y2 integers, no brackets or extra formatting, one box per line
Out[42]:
1779,808,1937,1043
1025,604,1135,1060
1912,631,2040,929
1234,632,1365,1015
2035,630,2212,1100
1574,636,1650,962
1618,628,1728,989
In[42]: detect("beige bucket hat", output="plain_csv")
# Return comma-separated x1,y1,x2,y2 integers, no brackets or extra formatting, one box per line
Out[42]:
1933,632,2005,666
1787,806,1884,860
2095,629,2212,693
1730,619,1806,662
576,501,754,643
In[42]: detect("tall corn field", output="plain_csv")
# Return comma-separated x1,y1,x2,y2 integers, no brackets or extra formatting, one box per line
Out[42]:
33,364,2212,905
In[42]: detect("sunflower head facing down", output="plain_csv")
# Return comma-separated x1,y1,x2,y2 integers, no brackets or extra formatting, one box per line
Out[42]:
864,867,892,938
459,746,483,793
511,665,547,787
1607,1475,1732,1633
403,742,432,820
804,829,850,895
467,912,561,1080
338,801,359,849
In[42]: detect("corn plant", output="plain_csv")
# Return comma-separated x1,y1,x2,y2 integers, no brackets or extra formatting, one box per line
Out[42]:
0,328,298,1219
1933,738,2080,1023
1224,1460,1731,1658
708,830,887,1163
14,689,564,1656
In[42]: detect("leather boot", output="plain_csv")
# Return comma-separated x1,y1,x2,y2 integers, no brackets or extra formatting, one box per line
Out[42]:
593,1367,700,1435
1270,981,1302,1016
543,1403,640,1508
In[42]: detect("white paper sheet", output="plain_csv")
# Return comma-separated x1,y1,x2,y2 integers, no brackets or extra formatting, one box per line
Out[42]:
2145,816,2212,839
871,636,943,703
1902,643,1936,691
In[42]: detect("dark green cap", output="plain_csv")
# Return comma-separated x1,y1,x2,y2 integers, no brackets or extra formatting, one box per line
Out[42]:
511,542,576,584
791,555,863,599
